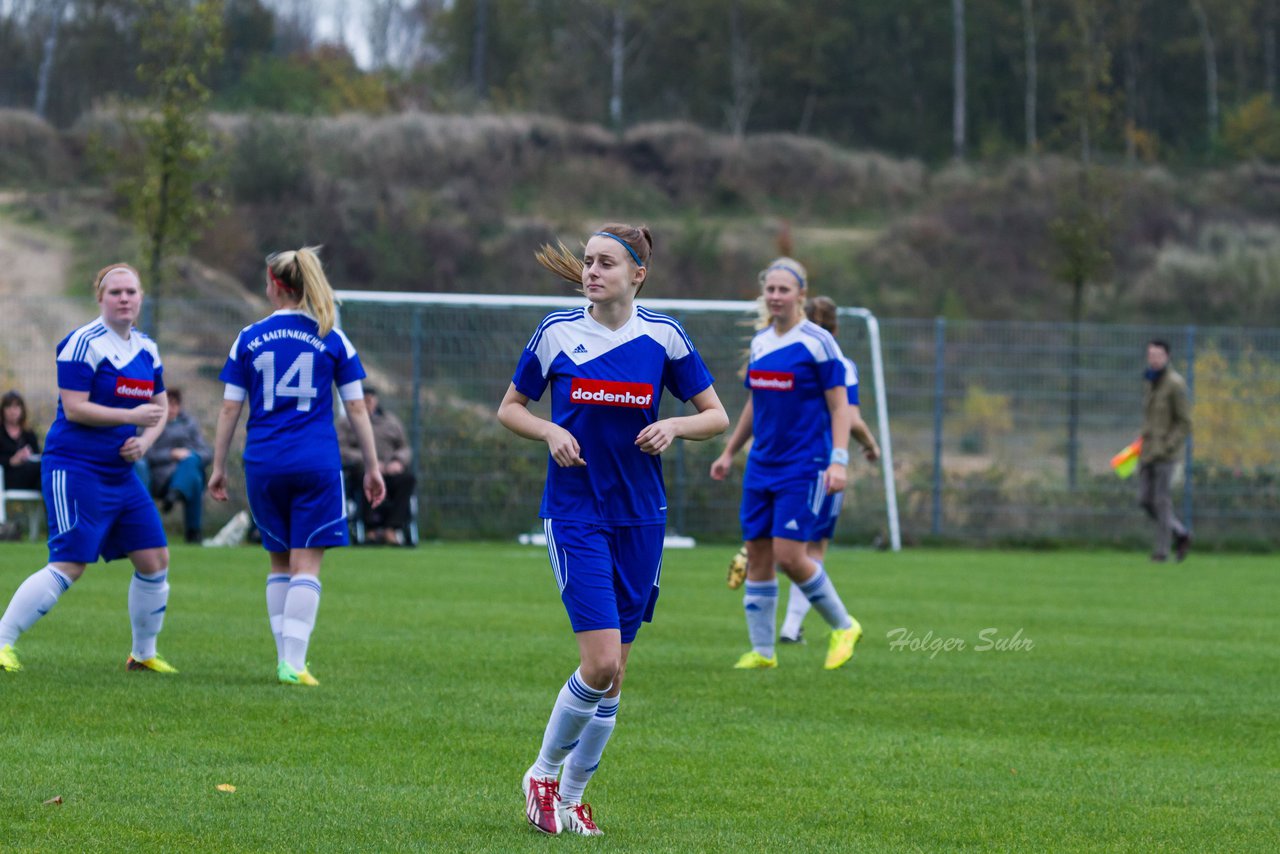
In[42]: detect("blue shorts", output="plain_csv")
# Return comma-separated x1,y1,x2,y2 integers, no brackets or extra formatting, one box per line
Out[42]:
43,461,167,564
246,466,349,553
740,465,827,542
812,490,844,542
542,519,664,644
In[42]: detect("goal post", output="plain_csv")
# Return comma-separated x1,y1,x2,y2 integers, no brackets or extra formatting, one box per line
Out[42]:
335,291,901,551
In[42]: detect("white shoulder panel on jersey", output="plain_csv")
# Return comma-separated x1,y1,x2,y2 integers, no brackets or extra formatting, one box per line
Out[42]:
635,307,693,360
797,320,843,363
842,356,859,388
334,327,358,358
528,308,587,377
58,320,111,370
135,330,163,367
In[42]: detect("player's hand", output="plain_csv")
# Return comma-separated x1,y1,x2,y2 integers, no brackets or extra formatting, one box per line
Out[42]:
118,436,145,462
384,459,404,476
545,425,585,467
365,468,387,508
130,403,164,428
172,447,192,461
208,470,229,502
824,462,847,495
709,452,733,481
635,420,679,455
863,444,880,463
11,446,31,465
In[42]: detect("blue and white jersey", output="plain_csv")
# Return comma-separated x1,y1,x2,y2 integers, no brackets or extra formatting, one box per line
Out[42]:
842,356,861,406
220,310,366,473
513,304,714,525
44,319,165,474
745,319,846,476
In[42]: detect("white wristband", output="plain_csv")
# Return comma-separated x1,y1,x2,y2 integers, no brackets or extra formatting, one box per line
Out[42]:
830,448,849,466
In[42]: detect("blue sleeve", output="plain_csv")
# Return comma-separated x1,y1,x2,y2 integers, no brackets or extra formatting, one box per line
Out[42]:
664,351,714,403
219,335,247,387
817,358,843,391
57,360,95,392
153,362,166,396
513,348,549,401
847,383,859,406
335,349,366,387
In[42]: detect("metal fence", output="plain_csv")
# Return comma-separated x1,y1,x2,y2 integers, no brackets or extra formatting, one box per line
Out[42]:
2,295,1277,548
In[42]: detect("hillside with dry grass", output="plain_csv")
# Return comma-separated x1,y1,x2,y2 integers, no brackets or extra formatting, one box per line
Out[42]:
3,108,1279,325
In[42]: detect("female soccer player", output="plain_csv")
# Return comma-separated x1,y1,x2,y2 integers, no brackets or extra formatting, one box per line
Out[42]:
709,259,864,671
208,247,385,687
0,264,176,674
778,296,880,644
498,224,728,836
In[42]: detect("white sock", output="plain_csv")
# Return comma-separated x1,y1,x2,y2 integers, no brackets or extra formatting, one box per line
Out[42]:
282,575,322,671
530,669,607,779
0,566,73,646
743,580,778,658
798,563,854,630
265,573,290,662
780,579,811,639
560,694,619,804
129,569,170,660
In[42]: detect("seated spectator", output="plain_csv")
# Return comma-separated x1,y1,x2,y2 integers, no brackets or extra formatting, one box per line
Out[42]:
138,388,212,544
338,385,415,544
1,390,42,492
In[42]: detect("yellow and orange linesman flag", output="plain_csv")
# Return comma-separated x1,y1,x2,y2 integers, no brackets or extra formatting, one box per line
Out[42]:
1110,438,1143,479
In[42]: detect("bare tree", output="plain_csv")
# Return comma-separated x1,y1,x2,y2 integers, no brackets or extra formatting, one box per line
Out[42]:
472,0,487,100
1190,0,1219,148
1022,0,1037,154
725,0,760,139
1117,1,1144,164
952,0,966,160
368,0,427,70
1264,0,1276,98
33,0,67,118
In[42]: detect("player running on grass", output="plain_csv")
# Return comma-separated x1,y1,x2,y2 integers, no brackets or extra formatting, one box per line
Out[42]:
0,264,177,675
778,297,879,644
498,224,728,836
709,259,864,671
209,247,385,687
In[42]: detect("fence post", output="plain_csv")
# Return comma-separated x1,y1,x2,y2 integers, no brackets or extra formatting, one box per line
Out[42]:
932,317,946,536
410,307,423,464
1182,324,1195,529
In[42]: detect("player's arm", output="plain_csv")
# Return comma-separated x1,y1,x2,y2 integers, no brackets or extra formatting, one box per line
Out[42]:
635,385,729,455
59,388,164,429
849,404,880,462
343,397,388,508
119,390,170,463
709,398,754,480
497,382,585,467
824,384,851,495
207,396,245,502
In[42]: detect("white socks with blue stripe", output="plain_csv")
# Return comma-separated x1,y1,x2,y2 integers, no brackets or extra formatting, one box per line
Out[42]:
128,569,169,660
781,578,813,639
282,575,322,671
743,579,779,658
531,669,608,779
798,563,854,631
0,565,72,646
265,572,290,661
559,693,620,804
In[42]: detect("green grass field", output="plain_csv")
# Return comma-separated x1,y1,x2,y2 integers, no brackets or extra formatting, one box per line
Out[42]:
1,543,1276,852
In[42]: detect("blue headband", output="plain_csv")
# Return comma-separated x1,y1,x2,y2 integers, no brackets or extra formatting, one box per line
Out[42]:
764,263,806,289
593,232,645,268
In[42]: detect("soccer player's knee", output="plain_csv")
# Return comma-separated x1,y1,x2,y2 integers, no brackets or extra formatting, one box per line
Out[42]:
581,656,621,691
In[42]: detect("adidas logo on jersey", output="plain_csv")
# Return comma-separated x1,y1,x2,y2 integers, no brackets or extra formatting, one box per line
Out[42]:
570,378,654,408
784,519,800,531
572,343,588,354
748,370,795,391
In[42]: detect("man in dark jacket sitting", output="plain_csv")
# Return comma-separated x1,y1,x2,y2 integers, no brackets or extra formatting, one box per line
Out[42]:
139,388,213,544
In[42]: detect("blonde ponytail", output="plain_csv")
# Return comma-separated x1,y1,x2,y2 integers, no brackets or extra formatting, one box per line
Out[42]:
267,246,337,337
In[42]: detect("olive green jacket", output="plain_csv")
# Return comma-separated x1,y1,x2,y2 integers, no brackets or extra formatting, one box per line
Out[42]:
1140,367,1192,464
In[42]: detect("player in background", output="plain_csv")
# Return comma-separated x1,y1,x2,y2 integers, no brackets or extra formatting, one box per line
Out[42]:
498,224,728,836
778,296,879,644
208,247,385,687
709,258,863,671
0,264,176,674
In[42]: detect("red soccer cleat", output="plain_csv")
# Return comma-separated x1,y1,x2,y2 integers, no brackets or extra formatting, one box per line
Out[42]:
522,768,562,835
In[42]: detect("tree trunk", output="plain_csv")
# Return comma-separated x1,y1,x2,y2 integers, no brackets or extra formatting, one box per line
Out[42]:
34,1,66,119
1068,278,1082,490
1190,0,1218,149
610,2,625,133
1022,0,1037,154
1265,0,1277,99
952,0,966,160
726,0,758,140
1124,36,1139,163
147,159,172,345
472,0,488,100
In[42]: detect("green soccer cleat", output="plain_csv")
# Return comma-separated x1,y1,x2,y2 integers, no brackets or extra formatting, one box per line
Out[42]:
824,618,864,670
126,654,179,674
1,644,21,672
733,650,778,670
277,661,320,687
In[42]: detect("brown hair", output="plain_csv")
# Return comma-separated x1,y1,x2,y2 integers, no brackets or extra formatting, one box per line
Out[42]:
805,295,838,334
166,387,183,406
535,223,655,295
1,390,29,430
93,263,141,294
266,246,338,336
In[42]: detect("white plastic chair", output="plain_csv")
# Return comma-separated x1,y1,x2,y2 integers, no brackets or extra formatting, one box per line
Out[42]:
0,467,44,540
